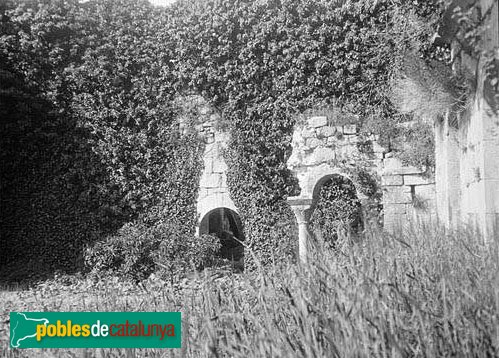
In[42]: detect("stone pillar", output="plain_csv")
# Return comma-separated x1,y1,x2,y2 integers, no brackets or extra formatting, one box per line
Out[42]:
480,0,499,241
435,114,461,229
457,0,499,241
288,199,313,264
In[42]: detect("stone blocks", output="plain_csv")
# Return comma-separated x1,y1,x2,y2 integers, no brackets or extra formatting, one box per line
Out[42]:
404,174,434,186
306,138,322,148
382,175,403,186
383,157,423,175
309,116,328,128
199,173,221,188
383,187,412,204
414,184,436,199
212,159,227,173
343,124,357,135
306,147,336,165
317,126,336,137
302,128,316,138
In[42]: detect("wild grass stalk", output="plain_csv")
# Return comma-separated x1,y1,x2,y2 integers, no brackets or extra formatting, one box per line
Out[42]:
1,223,498,357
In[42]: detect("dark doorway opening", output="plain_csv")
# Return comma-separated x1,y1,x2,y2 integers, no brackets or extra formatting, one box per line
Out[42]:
199,208,244,265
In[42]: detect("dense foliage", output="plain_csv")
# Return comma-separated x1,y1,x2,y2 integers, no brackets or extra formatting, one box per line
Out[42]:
311,176,361,246
0,0,122,274
0,0,204,278
168,0,395,268
85,222,220,282
2,0,493,277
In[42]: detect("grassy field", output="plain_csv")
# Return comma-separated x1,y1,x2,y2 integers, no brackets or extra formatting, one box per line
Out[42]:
1,222,498,357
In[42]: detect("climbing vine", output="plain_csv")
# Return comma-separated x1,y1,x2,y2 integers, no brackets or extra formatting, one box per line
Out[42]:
168,0,395,268
4,0,494,278
311,177,361,247
0,0,206,278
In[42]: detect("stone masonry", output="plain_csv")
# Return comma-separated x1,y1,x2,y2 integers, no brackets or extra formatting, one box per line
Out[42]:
183,95,437,242
195,112,237,233
176,95,237,232
188,102,495,263
381,157,437,230
434,0,499,241
287,116,436,237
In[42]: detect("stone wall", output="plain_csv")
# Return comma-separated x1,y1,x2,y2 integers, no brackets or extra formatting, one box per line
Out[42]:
175,95,237,232
435,91,499,241
382,157,436,231
190,105,439,236
195,114,237,232
434,0,499,241
287,115,436,231
288,117,377,201
435,116,462,229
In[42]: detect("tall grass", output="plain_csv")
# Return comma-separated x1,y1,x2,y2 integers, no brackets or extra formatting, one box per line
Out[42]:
390,55,471,124
1,223,498,357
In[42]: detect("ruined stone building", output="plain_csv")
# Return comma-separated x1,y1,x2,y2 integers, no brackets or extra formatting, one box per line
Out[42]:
193,106,438,262
191,0,499,262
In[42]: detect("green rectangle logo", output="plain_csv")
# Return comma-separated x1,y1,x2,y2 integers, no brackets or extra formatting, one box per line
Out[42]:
10,312,181,348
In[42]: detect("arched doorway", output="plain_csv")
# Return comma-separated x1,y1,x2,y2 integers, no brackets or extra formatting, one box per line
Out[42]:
310,174,361,246
199,208,245,264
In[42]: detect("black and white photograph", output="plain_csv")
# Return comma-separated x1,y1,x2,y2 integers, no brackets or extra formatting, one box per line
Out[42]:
1,0,498,356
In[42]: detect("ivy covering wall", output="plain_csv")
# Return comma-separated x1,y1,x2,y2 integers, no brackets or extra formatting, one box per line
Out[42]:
167,0,395,268
0,0,204,279
3,0,490,278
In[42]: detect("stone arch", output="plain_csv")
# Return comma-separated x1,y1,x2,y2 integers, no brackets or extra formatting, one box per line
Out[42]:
197,192,238,228
191,92,240,241
311,172,364,207
199,207,245,264
290,163,367,204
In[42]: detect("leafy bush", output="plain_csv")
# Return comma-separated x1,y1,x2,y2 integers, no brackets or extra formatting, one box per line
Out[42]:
84,223,157,281
84,222,221,282
311,177,361,246
397,120,436,173
153,231,222,281
0,0,203,278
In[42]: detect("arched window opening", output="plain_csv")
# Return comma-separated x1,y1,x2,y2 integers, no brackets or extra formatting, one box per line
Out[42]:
310,175,361,246
199,208,244,266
